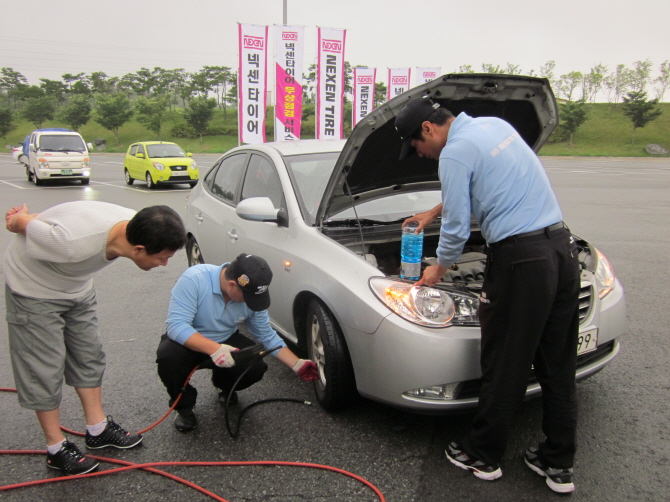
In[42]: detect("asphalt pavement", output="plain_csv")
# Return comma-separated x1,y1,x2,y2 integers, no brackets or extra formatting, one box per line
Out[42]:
0,152,668,501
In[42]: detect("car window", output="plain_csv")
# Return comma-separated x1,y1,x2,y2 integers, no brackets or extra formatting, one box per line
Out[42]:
241,154,284,209
283,152,339,222
209,153,248,204
137,144,145,156
146,144,186,158
129,145,138,156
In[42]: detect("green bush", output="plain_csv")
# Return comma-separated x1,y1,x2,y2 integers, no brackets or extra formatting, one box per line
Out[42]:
171,122,196,138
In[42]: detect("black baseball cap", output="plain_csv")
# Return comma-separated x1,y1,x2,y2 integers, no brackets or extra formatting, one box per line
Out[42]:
228,253,273,311
395,97,441,160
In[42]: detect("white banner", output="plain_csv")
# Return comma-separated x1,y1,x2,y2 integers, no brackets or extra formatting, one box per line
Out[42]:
274,25,305,141
416,67,441,86
238,23,268,144
316,27,346,139
352,67,376,127
387,68,411,101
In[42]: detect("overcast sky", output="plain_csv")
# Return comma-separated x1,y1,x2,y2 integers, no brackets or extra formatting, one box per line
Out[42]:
2,0,669,89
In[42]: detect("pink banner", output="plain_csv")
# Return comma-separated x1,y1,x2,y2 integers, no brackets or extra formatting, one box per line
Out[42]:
238,23,268,144
387,68,411,101
274,25,305,141
353,67,376,127
316,27,346,139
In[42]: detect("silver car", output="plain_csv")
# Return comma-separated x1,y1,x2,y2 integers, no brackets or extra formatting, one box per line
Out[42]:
184,74,626,412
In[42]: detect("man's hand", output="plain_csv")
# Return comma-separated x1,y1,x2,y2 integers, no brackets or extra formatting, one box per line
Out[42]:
401,204,442,234
416,264,447,287
292,359,319,382
5,204,30,233
210,344,238,368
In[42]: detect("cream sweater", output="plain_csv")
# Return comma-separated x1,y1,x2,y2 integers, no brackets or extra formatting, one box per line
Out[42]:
4,201,136,299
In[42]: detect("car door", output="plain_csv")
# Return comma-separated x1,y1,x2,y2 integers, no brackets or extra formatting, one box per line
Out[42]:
231,153,292,336
126,144,138,178
188,152,249,267
132,144,146,179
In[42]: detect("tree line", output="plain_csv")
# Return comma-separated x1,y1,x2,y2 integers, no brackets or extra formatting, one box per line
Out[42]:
0,60,666,145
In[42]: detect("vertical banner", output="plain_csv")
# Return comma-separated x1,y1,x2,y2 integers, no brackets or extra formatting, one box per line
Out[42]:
274,25,305,141
387,68,411,101
352,67,376,127
316,27,346,139
238,23,268,144
416,67,441,86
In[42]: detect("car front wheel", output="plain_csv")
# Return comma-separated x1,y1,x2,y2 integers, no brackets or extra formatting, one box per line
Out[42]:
305,299,357,411
145,172,155,189
33,170,43,186
186,236,204,267
124,168,134,185
26,165,33,182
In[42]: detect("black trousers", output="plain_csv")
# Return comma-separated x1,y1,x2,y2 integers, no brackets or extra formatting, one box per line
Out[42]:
462,227,580,469
156,331,268,411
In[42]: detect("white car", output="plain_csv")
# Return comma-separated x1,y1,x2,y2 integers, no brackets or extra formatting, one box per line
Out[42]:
12,145,26,164
184,74,626,412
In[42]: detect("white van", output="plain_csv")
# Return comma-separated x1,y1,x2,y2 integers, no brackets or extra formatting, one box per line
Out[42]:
27,129,91,185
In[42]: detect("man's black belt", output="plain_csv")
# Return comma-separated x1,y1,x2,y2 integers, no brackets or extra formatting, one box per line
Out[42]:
490,221,568,248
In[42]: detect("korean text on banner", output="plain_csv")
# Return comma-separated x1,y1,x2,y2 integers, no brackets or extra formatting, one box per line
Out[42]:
416,67,441,86
274,25,305,141
238,23,268,144
353,68,376,127
387,68,411,101
316,27,346,140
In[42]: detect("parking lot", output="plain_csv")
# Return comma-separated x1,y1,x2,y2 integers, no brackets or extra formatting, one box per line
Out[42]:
0,152,669,501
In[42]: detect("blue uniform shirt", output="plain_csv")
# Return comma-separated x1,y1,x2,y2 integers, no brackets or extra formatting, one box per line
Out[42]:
436,113,563,268
166,263,287,354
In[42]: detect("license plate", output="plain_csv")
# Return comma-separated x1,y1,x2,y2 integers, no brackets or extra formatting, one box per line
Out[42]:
577,328,598,355
61,169,72,175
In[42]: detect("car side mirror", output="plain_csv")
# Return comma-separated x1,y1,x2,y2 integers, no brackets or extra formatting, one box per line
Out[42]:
187,152,192,157
136,153,145,158
236,197,287,227
87,142,93,149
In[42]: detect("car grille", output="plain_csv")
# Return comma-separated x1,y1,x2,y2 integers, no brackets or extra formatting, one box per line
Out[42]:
579,282,593,323
170,165,188,171
168,175,191,181
456,340,616,400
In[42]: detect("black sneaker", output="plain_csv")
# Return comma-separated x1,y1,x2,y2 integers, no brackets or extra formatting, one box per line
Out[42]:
524,446,575,493
218,390,238,406
85,416,143,449
174,407,198,432
47,440,99,475
445,441,502,481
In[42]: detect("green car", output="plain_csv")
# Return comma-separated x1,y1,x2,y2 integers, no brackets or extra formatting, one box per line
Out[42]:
124,141,199,189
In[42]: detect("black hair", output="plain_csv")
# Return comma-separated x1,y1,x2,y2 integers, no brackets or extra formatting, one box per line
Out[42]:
223,253,246,281
410,107,454,140
126,205,186,255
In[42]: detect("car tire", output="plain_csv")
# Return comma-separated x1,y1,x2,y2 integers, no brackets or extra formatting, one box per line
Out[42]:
146,172,155,189
18,154,26,165
81,178,90,185
26,166,33,182
189,181,197,188
124,168,134,185
305,299,357,411
186,236,204,267
33,170,43,186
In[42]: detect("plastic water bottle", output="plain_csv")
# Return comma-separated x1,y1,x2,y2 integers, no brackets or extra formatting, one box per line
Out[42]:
400,222,423,280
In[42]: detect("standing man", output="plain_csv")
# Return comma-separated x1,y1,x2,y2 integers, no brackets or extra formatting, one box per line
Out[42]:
396,97,579,494
4,201,186,476
156,253,318,432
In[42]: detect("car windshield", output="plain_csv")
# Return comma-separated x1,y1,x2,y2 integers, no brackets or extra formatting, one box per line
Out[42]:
146,144,187,158
283,152,339,222
328,190,443,223
38,135,86,152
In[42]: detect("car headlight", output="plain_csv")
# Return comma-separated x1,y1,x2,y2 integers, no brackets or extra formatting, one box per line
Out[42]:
38,158,49,168
369,277,480,327
190,161,198,170
153,162,165,171
595,248,616,298
82,157,90,169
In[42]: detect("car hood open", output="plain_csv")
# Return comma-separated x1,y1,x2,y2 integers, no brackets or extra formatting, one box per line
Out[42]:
317,74,558,225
